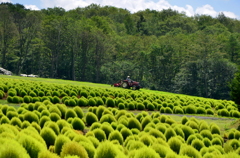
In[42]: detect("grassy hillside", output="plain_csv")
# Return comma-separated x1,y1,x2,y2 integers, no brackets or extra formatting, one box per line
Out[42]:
0,75,240,158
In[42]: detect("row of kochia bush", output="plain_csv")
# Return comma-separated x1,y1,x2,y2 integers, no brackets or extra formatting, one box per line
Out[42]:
0,101,240,158
0,77,239,118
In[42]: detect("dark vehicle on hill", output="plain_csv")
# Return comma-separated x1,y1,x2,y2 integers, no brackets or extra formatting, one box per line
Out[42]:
112,80,142,90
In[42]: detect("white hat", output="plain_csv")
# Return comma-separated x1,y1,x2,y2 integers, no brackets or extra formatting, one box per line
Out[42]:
127,76,130,77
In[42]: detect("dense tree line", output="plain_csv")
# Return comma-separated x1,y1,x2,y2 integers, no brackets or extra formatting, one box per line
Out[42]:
1,3,240,99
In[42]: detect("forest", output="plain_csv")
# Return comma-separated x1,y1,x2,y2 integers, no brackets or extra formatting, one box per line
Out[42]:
0,2,240,100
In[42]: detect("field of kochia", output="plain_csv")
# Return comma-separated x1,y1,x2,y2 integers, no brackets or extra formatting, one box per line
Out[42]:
0,77,240,158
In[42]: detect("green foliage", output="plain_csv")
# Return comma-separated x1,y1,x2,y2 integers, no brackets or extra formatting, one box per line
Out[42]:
108,130,124,145
100,114,116,124
128,117,142,131
106,97,115,107
94,141,123,158
85,112,98,126
73,106,84,118
136,103,145,110
230,72,240,109
71,117,85,131
23,111,39,123
93,128,107,142
185,105,197,114
65,109,77,120
168,136,183,154
0,138,31,158
40,127,57,148
54,135,71,155
179,144,201,158
60,141,88,158
164,128,177,141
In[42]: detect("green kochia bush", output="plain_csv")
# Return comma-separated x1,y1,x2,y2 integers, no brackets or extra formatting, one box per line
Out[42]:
85,112,98,126
60,141,88,158
23,111,39,123
40,127,57,148
73,106,84,119
0,138,31,158
108,130,124,145
100,114,116,124
100,123,114,139
128,117,142,131
179,144,201,158
168,136,183,154
65,109,77,120
54,135,71,155
94,141,125,158
71,117,85,131
134,146,160,158
93,128,107,142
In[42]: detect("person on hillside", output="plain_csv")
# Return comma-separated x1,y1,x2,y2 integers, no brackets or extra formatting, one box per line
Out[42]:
126,76,132,85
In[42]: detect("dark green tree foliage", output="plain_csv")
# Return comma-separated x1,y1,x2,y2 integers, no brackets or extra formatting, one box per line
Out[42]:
230,72,240,109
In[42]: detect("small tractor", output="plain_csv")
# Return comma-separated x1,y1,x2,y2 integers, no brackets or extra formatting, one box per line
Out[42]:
112,80,142,90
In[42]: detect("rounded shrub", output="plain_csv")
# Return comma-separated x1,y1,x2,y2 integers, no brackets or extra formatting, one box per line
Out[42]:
85,112,98,126
128,117,142,131
106,98,115,107
80,90,88,98
174,107,184,114
65,109,77,120
164,128,177,141
60,141,88,158
219,109,230,117
71,117,85,131
168,136,183,154
118,103,125,110
93,128,107,142
181,125,194,141
10,117,22,128
191,139,205,151
120,127,133,140
108,130,124,145
88,98,96,106
185,106,197,114
90,122,102,131
78,98,87,107
23,111,39,123
179,144,201,158
0,138,31,158
54,135,71,155
73,106,84,119
147,103,155,111
136,103,145,110
202,138,212,147
7,96,13,103
40,127,57,148
197,107,206,114
133,146,160,158
68,99,77,107
23,96,32,103
50,113,61,122
96,106,106,120
206,109,214,115
100,123,114,139
6,111,18,120
210,125,221,135
128,102,135,110
94,141,123,158
200,130,213,140
141,116,152,130
164,107,173,114
45,121,60,135
100,114,116,124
